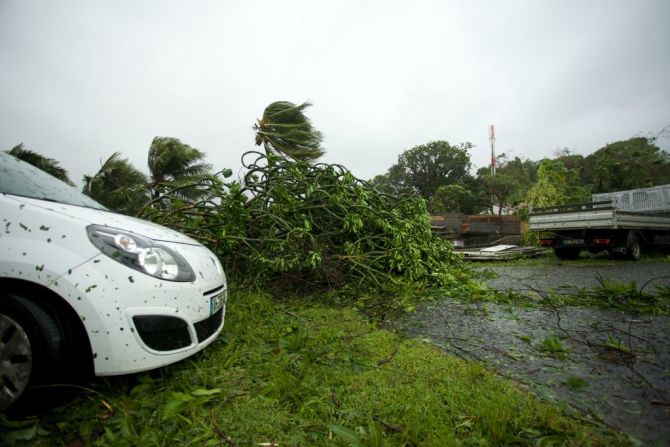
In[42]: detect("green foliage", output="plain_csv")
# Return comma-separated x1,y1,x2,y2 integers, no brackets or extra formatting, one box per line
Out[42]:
481,172,517,214
603,334,631,353
82,137,214,215
585,137,670,193
564,376,590,390
254,101,325,161
372,141,473,200
6,143,74,185
428,184,473,213
476,154,539,214
147,136,213,201
539,334,569,358
82,152,148,215
2,292,624,446
142,151,468,294
570,277,670,315
525,159,590,210
518,226,539,246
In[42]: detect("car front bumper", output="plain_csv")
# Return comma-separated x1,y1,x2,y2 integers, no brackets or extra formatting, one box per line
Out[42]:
49,244,227,376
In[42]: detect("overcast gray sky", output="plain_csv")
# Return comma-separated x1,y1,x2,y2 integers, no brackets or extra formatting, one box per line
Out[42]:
1,0,669,186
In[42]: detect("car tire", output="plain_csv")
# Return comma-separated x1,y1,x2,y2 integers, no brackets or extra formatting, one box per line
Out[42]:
0,293,64,411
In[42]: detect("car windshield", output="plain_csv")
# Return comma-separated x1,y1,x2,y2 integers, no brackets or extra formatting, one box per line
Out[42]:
0,152,107,210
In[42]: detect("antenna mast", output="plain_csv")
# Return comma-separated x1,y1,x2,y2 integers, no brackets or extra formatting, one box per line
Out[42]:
489,124,496,176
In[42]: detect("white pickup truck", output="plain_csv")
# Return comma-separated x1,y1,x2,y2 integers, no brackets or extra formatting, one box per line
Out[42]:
529,185,670,260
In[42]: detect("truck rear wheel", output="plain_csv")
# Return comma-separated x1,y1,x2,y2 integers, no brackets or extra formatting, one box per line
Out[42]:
554,247,581,260
626,235,641,261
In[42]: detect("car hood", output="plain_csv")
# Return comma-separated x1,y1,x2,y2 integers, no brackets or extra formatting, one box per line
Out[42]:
9,195,201,245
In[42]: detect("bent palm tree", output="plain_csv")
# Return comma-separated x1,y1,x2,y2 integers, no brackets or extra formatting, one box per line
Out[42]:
254,101,325,161
6,143,74,185
147,137,213,201
83,152,148,215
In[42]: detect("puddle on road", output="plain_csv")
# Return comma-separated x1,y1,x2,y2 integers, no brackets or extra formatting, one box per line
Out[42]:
393,298,670,445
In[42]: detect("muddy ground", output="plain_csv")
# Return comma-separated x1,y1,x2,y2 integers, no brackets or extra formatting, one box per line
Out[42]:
394,263,670,446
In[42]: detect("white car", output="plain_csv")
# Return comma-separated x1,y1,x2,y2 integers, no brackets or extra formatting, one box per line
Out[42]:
0,152,227,410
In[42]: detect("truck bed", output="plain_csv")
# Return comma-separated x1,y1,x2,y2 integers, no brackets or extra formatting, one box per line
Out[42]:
529,202,670,231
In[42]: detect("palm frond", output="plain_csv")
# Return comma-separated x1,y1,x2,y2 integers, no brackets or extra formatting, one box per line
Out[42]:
6,143,74,185
148,137,213,202
82,152,148,215
254,101,325,161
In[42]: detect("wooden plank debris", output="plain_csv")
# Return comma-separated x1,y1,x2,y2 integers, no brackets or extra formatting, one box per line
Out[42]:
456,245,547,261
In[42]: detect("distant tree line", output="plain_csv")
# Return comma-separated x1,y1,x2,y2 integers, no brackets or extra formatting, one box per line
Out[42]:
371,136,670,216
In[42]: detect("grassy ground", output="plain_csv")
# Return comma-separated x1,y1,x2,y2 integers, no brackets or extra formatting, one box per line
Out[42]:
1,292,627,446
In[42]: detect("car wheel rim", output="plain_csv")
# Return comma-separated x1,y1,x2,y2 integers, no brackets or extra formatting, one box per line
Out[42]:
0,314,32,410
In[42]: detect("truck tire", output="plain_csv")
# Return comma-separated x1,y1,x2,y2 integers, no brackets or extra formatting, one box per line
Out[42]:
554,247,581,260
626,234,641,261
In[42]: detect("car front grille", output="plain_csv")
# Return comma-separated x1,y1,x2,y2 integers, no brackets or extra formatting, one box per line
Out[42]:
133,315,191,351
194,307,223,342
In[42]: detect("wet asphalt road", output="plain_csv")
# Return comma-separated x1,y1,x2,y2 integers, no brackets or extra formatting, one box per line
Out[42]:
483,263,670,295
394,262,670,445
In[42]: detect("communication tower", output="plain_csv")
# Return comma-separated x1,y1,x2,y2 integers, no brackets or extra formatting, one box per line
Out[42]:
489,124,496,176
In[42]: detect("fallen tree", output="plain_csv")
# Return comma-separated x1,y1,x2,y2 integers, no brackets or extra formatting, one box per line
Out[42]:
140,151,469,296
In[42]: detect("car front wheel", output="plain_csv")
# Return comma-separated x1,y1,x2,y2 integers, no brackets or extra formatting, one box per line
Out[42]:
0,293,64,411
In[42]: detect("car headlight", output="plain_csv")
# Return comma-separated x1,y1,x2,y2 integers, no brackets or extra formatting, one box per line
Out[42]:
87,225,196,282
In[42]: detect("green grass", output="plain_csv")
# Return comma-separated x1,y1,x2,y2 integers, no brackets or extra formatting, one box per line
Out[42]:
564,377,590,391
538,334,569,358
1,292,625,446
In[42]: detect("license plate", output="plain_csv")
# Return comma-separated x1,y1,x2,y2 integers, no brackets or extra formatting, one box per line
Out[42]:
562,239,584,245
210,291,226,316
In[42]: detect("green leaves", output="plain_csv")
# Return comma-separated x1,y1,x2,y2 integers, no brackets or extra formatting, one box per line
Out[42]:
6,143,74,185
161,388,221,420
82,152,149,215
525,159,589,210
330,424,365,446
147,136,213,202
538,334,569,358
144,151,466,295
254,101,325,161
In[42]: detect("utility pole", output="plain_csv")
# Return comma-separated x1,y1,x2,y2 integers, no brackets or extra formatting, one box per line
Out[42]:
489,124,496,176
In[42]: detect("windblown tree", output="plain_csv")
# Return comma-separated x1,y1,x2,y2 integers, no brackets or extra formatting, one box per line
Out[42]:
253,101,325,161
6,143,74,185
83,152,148,215
83,137,214,214
147,137,213,201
